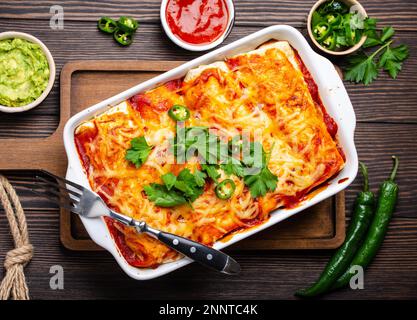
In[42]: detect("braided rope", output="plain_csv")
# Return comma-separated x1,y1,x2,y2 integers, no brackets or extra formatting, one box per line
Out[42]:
0,175,33,300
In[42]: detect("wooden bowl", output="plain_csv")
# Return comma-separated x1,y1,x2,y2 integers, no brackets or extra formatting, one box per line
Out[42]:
307,0,368,56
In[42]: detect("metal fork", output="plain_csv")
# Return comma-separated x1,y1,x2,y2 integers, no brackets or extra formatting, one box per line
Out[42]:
32,171,240,275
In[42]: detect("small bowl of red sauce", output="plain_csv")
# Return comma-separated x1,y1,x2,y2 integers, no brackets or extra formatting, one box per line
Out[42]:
161,0,235,51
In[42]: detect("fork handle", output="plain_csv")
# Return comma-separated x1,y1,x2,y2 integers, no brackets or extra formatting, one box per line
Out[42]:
126,219,240,275
156,230,240,275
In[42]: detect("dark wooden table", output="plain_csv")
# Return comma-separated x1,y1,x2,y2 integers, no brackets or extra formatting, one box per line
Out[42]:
1,0,416,300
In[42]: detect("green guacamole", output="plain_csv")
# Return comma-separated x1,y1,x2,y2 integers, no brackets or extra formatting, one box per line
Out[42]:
0,38,50,107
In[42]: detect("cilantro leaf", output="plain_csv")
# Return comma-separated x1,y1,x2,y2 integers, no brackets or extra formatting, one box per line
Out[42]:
143,184,186,207
311,11,323,28
363,35,382,48
336,35,349,47
221,157,245,177
161,172,176,190
243,166,278,198
363,21,381,48
194,169,207,187
378,44,409,79
384,44,409,62
241,143,278,198
125,136,153,168
380,26,395,43
201,164,220,181
145,168,206,207
173,126,222,164
363,24,394,49
350,13,364,30
343,18,408,85
364,17,377,31
344,52,378,85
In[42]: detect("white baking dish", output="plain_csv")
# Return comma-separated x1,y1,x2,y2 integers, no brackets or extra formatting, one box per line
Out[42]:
63,25,357,280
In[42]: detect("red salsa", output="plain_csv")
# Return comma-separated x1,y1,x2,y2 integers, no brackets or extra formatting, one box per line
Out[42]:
166,0,230,45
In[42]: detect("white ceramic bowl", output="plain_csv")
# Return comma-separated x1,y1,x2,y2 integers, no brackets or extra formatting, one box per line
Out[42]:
64,25,358,280
160,0,235,51
0,31,56,113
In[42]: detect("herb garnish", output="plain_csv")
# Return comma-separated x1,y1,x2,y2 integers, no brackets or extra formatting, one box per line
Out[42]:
144,168,206,207
344,19,409,85
140,110,279,207
125,136,153,168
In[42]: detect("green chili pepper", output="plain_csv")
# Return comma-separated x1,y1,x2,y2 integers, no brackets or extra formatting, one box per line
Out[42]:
325,13,342,26
168,105,190,121
343,18,356,46
97,17,118,34
215,179,236,200
321,32,337,50
313,22,332,41
113,29,133,46
333,156,399,290
117,16,139,33
295,162,375,297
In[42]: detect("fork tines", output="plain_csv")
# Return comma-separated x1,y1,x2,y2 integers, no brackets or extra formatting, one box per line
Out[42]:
32,171,83,213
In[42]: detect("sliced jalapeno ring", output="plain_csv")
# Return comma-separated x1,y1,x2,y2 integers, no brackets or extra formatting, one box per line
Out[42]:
113,29,133,46
215,179,236,200
98,17,118,34
118,16,139,33
325,13,342,26
168,105,190,121
322,32,337,50
313,22,332,41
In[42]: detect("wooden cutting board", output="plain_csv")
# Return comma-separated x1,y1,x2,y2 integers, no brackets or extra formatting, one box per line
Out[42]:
0,60,346,251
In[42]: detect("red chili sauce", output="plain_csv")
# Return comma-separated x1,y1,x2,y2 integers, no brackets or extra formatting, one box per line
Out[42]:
338,177,349,184
166,0,230,45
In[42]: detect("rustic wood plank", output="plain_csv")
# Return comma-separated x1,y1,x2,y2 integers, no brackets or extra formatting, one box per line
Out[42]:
1,208,416,300
346,123,417,218
1,0,417,31
1,121,416,299
0,21,416,139
1,0,416,300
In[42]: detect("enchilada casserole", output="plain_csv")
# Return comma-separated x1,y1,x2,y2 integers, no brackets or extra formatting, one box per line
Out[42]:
74,41,345,268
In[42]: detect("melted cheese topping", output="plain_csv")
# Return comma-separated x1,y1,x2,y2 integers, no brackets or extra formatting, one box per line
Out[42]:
74,41,345,268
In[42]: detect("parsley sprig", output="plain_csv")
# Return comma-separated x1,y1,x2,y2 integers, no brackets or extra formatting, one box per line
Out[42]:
344,19,409,85
200,138,278,198
125,136,153,168
141,125,279,208
144,168,206,207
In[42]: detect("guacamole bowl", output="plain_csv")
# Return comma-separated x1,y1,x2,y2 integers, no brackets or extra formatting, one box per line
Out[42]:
0,31,56,113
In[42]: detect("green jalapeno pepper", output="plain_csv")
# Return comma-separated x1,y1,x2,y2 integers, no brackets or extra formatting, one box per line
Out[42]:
325,13,342,26
333,156,399,290
313,22,332,41
168,105,190,121
97,17,118,34
117,16,139,33
295,163,375,297
215,179,236,200
321,32,337,50
113,29,133,46
343,18,357,46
